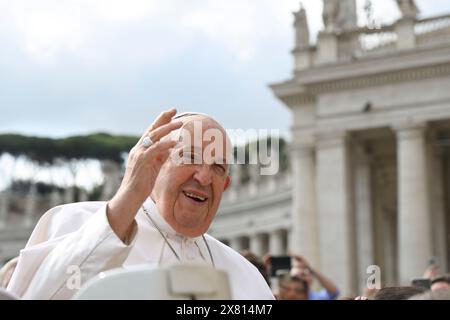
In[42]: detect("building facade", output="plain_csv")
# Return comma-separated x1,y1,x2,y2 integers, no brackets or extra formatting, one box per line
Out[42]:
211,0,450,295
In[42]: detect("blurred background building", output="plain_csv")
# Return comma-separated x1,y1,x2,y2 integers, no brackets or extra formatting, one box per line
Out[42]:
212,0,450,295
1,0,450,296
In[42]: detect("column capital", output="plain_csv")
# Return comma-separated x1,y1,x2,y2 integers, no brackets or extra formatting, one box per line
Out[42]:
290,143,314,156
392,120,427,139
316,130,348,149
250,232,265,239
268,228,285,236
290,132,316,156
269,228,286,255
396,117,432,283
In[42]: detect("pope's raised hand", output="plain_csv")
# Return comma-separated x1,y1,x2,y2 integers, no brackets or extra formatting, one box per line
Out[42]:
121,108,182,201
107,108,182,241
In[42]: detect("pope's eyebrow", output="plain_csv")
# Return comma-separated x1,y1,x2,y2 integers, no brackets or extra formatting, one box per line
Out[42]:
172,112,209,119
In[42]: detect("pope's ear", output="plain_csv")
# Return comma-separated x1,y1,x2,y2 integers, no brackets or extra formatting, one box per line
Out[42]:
223,175,231,191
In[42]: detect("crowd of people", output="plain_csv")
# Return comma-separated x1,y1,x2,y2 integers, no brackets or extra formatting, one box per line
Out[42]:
241,251,340,300
2,241,449,301
2,247,450,300
241,250,450,300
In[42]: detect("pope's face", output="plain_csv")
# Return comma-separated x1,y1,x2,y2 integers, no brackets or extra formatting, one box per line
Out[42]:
151,116,231,237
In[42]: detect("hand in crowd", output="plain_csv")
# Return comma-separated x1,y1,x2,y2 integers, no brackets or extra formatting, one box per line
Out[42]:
289,253,312,273
423,264,440,279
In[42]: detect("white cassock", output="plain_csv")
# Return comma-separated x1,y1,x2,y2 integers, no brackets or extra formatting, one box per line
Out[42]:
7,198,274,300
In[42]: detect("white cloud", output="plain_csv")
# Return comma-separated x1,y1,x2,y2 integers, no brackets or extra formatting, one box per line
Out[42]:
13,4,84,63
182,3,252,62
0,0,450,142
180,0,324,62
1,0,165,64
0,0,323,66
89,0,160,22
1,0,450,66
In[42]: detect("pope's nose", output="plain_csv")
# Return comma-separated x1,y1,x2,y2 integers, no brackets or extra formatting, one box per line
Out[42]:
193,165,212,186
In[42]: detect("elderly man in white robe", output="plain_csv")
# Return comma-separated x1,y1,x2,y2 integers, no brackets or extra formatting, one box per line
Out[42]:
7,109,274,300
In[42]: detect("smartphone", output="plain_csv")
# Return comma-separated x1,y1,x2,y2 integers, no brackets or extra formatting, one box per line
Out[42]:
411,278,431,289
270,256,292,277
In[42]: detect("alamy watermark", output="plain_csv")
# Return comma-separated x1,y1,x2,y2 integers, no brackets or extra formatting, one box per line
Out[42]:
169,120,281,176
366,265,382,290
66,265,81,291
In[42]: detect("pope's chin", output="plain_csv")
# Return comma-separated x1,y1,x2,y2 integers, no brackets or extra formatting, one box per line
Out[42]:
173,196,214,237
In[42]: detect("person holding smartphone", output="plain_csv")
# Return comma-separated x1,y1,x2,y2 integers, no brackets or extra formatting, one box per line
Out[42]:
264,253,340,300
289,253,340,300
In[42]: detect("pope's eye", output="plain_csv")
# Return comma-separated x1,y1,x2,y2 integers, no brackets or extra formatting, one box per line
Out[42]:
213,164,226,175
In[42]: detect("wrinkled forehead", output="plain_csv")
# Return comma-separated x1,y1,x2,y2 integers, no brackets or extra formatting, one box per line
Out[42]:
173,114,232,161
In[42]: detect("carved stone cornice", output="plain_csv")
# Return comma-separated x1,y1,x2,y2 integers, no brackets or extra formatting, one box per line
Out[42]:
272,62,450,106
392,119,428,140
392,119,427,131
306,63,450,94
219,188,292,216
269,80,315,108
315,130,349,149
278,93,315,106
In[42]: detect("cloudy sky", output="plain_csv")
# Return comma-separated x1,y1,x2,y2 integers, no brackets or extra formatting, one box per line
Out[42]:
1,0,450,140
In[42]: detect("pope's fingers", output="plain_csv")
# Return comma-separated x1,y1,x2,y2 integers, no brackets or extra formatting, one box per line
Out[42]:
147,121,182,145
144,108,177,137
143,140,178,165
144,139,178,155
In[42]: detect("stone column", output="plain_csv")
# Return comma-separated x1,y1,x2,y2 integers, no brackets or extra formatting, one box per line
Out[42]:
290,142,320,268
229,237,244,253
248,163,261,197
428,138,447,271
395,123,432,284
228,165,242,202
24,183,38,227
0,190,10,229
354,145,375,292
100,160,122,201
49,188,61,209
383,206,398,286
265,145,279,192
316,131,356,295
269,229,285,256
79,188,89,202
250,233,267,257
63,186,75,204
